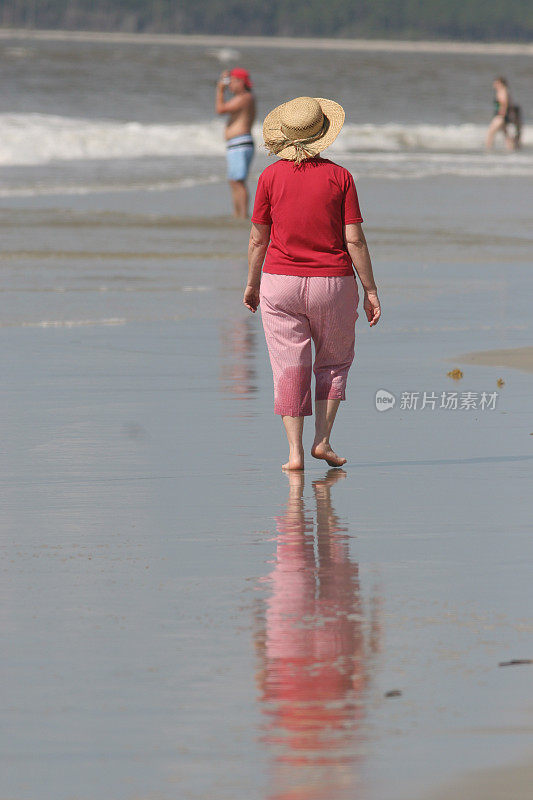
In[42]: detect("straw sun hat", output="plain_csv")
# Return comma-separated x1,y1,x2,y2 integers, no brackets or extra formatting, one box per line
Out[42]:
263,96,345,164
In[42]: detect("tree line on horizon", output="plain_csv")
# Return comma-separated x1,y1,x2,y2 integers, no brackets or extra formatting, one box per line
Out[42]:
0,0,531,42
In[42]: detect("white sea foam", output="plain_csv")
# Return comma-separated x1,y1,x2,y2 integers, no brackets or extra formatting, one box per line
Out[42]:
0,114,228,165
0,174,222,198
207,47,241,63
1,113,531,187
332,123,532,153
20,318,126,328
1,113,531,167
338,150,533,178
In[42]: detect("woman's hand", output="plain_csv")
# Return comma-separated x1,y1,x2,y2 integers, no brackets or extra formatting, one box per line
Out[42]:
245,224,270,312
243,284,260,312
364,290,381,326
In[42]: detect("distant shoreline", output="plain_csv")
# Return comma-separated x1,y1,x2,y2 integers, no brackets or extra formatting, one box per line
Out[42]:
0,28,532,56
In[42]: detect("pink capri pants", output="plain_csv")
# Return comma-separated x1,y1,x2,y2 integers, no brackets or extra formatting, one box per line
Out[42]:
259,273,359,417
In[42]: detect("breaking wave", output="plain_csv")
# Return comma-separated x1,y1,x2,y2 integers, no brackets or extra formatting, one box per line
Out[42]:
0,113,531,166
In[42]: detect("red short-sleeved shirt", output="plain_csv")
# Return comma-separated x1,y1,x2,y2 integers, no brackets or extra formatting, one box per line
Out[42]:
251,157,363,277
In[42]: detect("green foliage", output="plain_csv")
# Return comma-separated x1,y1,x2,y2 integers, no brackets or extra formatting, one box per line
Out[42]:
0,0,531,41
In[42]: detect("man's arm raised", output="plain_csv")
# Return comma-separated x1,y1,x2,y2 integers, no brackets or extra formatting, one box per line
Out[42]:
215,91,250,116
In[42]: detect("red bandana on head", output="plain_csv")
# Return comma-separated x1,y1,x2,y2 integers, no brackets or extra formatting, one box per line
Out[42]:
230,68,253,89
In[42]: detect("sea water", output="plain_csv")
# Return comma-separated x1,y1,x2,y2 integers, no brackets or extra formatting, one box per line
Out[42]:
1,34,532,196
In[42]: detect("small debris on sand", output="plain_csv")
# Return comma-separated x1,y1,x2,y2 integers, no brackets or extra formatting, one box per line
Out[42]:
447,368,463,380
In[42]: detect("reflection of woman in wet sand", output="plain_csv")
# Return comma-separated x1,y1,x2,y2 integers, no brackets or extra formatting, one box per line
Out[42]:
219,314,257,398
254,470,380,800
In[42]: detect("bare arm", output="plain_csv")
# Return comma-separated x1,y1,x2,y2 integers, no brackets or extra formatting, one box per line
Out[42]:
344,222,381,326
243,223,271,312
215,87,250,116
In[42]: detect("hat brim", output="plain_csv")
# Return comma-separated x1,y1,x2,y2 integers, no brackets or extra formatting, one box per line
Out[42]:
263,98,345,161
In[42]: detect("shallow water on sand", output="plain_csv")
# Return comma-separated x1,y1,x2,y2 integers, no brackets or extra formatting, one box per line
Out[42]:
2,170,533,798
3,312,533,800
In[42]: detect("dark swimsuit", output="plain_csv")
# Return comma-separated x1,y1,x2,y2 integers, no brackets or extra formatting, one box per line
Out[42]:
493,93,515,125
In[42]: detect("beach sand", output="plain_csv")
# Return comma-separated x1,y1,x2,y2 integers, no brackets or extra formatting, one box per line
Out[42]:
2,170,532,800
456,346,533,374
423,755,533,800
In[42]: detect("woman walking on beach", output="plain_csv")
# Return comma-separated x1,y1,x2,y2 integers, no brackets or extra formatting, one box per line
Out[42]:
243,96,380,470
486,76,522,151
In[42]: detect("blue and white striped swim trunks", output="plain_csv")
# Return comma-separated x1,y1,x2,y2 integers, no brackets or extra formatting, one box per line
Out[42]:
226,133,254,181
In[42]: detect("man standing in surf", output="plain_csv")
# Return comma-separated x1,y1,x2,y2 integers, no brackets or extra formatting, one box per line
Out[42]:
215,68,256,218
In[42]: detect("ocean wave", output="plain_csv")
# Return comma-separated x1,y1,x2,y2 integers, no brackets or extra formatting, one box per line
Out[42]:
0,113,530,166
338,150,533,178
0,114,228,165
333,123,531,154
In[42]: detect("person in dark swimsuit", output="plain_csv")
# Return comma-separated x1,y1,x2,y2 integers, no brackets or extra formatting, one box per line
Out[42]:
486,76,522,151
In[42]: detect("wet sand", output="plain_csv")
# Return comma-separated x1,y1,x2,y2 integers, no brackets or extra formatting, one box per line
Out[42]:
423,755,533,800
455,346,533,374
1,28,532,56
1,174,532,799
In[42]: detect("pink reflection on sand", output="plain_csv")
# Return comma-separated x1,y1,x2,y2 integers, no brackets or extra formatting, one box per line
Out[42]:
219,315,258,398
255,470,381,800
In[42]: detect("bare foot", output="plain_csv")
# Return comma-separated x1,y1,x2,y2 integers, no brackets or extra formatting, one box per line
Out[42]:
311,442,347,467
282,448,304,471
